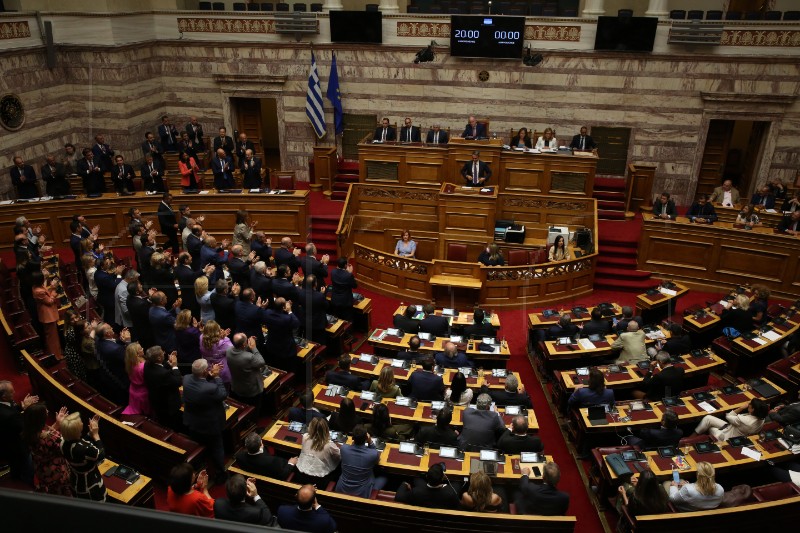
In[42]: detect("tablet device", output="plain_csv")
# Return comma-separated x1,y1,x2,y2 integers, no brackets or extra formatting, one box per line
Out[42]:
386,328,401,336
431,401,446,411
576,367,590,376
520,452,541,463
727,436,750,447
694,441,721,454
399,441,419,455
657,446,677,458
288,422,306,433
505,405,524,416
479,449,499,462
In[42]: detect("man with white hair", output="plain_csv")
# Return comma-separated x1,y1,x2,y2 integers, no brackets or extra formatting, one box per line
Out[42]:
483,374,532,407
458,393,504,450
434,341,472,369
183,358,228,482
250,260,272,302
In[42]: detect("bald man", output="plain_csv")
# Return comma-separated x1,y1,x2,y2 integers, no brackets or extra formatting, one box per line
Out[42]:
612,321,647,364
211,148,235,190
277,484,337,533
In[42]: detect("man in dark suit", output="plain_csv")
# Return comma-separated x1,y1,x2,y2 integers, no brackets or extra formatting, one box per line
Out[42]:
395,463,461,510
235,132,255,165
200,236,229,283
235,431,297,480
264,297,300,372
579,308,612,338
458,393,504,450
214,474,275,526
393,305,420,334
614,306,643,334
396,336,424,362
211,148,235,190
326,354,368,391
407,357,444,401
272,265,301,304
329,258,357,321
463,308,496,339
300,243,329,283
653,192,677,220
547,314,579,341
186,225,205,271
141,131,164,167
250,261,273,303
415,408,458,448
176,253,211,319
634,351,685,401
287,389,327,424
496,416,543,455
186,116,205,146
94,260,124,328
419,304,449,338
212,126,235,157
460,150,492,187
211,279,238,332
568,126,597,151
77,148,106,194
274,237,301,274
0,381,37,484
296,274,328,344
179,131,202,166
158,115,180,153
234,289,268,347
276,485,337,533
767,391,800,426
95,323,131,397
228,245,255,288
399,117,421,143
10,156,39,199
751,185,776,210
40,155,70,196
143,346,183,429
372,117,396,142
140,154,165,193
435,341,472,369
251,232,273,264
778,210,800,236
127,281,154,348
240,149,263,189
515,462,570,516
462,115,486,139
91,134,115,173
157,192,179,254
183,358,228,478
483,374,532,407
425,124,449,145
149,291,181,354
335,424,385,498
629,410,683,450
111,155,135,194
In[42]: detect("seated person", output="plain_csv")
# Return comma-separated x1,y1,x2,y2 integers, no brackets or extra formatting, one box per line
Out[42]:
710,179,740,207
569,126,596,151
548,235,571,261
652,192,677,220
287,389,326,424
686,194,717,223
767,390,800,425
462,115,486,139
567,368,614,408
628,409,682,450
396,335,424,361
612,321,648,364
295,417,341,486
750,185,776,209
614,306,643,334
770,178,788,200
445,371,473,406
167,463,214,518
482,374,532,408
325,354,368,391
416,407,459,448
749,284,770,326
435,341,472,369
334,424,386,498
617,470,669,518
633,351,685,401
510,127,532,149
366,402,412,441
667,461,723,511
419,303,449,338
580,308,612,337
778,210,800,236
369,366,401,400
735,204,761,227
547,314,578,340
393,304,420,334
373,117,395,142
719,294,754,333
515,462,570,516
234,431,297,480
395,462,461,510
460,471,503,512
425,123,449,145
328,397,363,435
463,308,496,339
394,229,416,258
477,243,505,266
535,127,558,150
692,398,768,440
398,116,421,143
781,190,800,213
458,393,504,450
408,356,444,401
276,484,337,533
648,323,691,358
496,415,543,454
460,150,491,187
214,474,276,526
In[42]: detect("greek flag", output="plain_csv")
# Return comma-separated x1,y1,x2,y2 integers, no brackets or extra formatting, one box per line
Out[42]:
306,52,326,139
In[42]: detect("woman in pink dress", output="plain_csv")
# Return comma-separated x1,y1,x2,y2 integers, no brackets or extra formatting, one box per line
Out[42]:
199,320,232,389
122,342,152,415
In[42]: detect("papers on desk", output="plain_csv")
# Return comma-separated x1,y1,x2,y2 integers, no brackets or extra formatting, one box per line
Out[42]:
718,300,731,308
646,330,666,341
659,287,678,297
751,337,768,346
577,338,596,350
480,188,492,193
199,190,210,194
764,209,778,214
386,328,401,336
740,446,762,461
790,470,800,486
698,401,717,413
249,188,261,193
0,200,13,205
373,330,387,341
762,330,782,342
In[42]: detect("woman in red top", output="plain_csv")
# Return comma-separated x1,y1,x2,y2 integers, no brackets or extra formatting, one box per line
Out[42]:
167,463,214,517
178,151,202,191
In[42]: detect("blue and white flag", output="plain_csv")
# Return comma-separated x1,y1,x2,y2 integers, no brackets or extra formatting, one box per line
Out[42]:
306,51,326,138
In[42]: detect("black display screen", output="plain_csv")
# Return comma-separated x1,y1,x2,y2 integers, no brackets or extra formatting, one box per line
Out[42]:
594,16,658,52
450,15,526,59
330,11,382,44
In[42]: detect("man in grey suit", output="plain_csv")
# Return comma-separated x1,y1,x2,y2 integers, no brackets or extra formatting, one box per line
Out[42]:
114,269,138,329
458,393,504,451
228,333,266,417
183,359,228,482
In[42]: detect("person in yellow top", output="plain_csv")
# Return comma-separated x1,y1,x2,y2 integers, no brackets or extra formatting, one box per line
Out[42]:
549,235,571,262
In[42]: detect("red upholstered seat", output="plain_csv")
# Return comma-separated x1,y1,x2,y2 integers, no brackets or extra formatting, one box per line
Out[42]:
753,482,800,502
447,243,468,262
508,250,528,266
272,171,296,190
530,249,547,264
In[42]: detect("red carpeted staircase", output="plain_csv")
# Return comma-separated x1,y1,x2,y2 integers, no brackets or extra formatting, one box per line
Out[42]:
594,218,653,291
331,160,360,201
308,214,340,258
592,176,628,221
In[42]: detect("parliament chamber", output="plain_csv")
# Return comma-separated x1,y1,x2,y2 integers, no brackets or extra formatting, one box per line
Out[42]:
3,2,800,533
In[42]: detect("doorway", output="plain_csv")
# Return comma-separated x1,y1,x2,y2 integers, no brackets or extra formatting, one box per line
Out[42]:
696,119,769,200
231,97,281,170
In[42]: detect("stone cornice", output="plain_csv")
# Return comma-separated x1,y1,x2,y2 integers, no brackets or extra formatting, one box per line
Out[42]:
700,92,797,106
212,73,289,85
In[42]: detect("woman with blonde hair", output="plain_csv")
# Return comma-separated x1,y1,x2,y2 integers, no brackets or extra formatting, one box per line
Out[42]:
81,254,98,298
121,342,151,415
668,461,724,511
535,127,558,150
478,243,505,266
60,412,107,502
195,275,215,323
295,417,341,486
461,471,503,512
199,320,232,387
369,366,401,400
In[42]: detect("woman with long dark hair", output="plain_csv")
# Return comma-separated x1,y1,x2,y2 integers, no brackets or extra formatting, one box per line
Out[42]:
549,235,571,262
446,371,473,406
618,470,669,517
22,403,72,496
63,309,87,380
328,397,362,435
366,402,412,441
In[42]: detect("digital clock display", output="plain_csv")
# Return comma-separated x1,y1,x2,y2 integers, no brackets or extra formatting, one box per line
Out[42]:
450,15,526,59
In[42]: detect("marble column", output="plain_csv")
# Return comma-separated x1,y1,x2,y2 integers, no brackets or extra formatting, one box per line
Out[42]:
322,0,343,11
581,0,605,17
378,0,400,14
645,0,669,18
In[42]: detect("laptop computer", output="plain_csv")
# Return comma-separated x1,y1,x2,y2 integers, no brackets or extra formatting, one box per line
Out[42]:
587,406,609,426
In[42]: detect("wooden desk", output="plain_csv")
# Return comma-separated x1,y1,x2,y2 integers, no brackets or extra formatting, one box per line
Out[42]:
348,357,521,391
635,282,689,323
368,329,511,365
393,305,502,329
528,303,622,331
98,458,154,508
